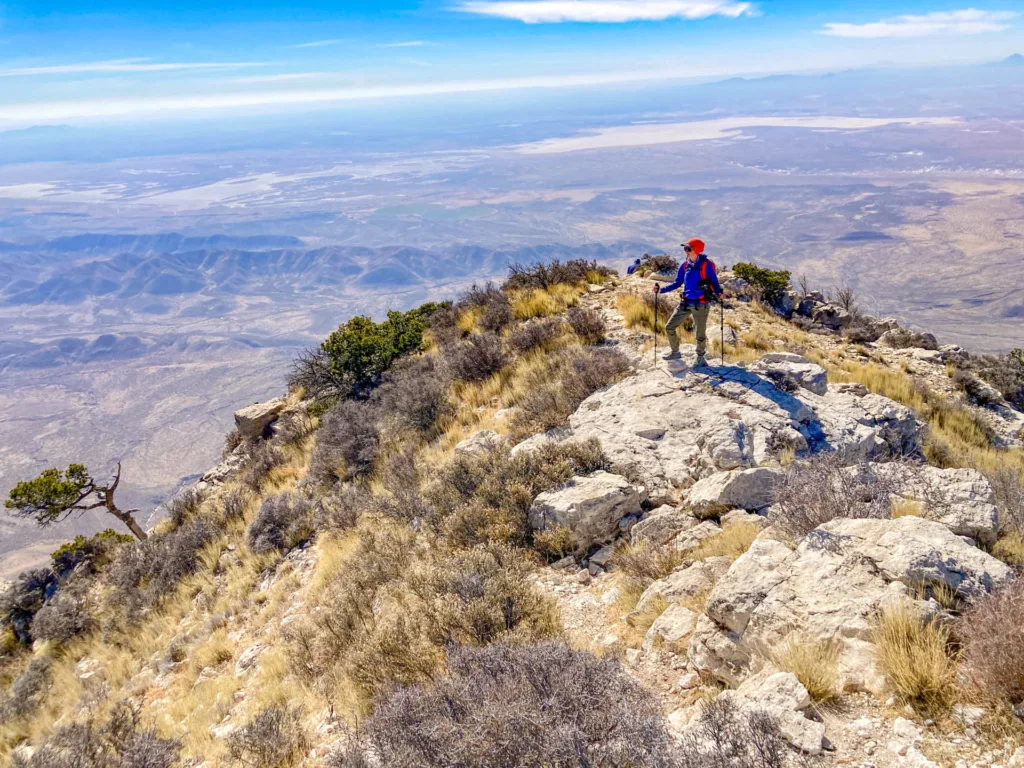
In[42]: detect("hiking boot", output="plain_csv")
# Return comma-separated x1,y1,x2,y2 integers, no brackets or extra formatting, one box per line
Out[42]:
693,355,708,368
662,351,682,360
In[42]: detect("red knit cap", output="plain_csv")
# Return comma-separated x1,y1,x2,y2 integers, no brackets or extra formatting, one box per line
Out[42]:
687,238,705,254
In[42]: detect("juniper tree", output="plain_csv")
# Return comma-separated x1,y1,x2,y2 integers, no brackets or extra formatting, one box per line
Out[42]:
6,462,147,540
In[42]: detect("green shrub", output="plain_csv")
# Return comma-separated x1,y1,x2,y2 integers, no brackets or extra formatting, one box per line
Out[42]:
51,529,133,578
290,307,427,400
733,262,791,305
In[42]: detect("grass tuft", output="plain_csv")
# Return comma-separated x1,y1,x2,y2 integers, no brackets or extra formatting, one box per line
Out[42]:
773,635,840,703
872,602,957,714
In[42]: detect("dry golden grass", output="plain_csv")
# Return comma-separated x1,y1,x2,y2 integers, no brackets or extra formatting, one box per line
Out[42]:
772,636,840,703
891,498,925,519
616,293,671,340
873,602,958,714
831,360,1024,477
612,540,691,586
992,531,1024,567
689,522,760,561
510,284,583,320
457,305,482,334
740,328,772,351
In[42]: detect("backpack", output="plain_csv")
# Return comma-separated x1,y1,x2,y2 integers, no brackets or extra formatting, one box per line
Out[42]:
694,258,717,303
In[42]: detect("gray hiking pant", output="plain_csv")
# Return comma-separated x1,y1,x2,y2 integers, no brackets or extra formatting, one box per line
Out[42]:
665,301,710,357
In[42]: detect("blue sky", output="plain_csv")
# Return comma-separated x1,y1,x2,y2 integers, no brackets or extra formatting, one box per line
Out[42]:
1,1,1022,126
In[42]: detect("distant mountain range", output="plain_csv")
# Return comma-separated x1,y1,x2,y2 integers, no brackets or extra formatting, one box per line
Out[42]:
0,235,645,307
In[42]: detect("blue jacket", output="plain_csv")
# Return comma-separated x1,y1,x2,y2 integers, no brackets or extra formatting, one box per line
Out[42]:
659,255,722,302
627,259,641,275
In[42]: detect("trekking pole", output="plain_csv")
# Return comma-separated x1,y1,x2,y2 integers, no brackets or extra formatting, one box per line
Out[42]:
720,295,725,366
654,288,659,365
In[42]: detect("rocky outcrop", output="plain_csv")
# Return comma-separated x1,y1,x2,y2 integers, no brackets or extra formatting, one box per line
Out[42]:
635,557,732,614
850,463,1001,545
547,359,920,503
751,353,828,396
234,397,287,440
687,467,783,516
528,471,646,551
689,516,1013,690
630,505,698,545
719,669,826,755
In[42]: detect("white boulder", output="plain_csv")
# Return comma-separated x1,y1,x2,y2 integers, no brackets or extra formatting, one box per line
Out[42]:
558,362,920,503
630,505,699,545
643,604,698,652
234,398,287,440
752,353,829,396
687,467,784,516
528,471,646,551
719,669,827,755
636,557,732,614
690,516,1012,690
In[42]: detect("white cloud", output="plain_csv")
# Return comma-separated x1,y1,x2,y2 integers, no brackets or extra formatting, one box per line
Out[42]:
823,9,1017,38
289,39,350,49
215,72,328,84
457,0,753,23
0,59,268,77
0,69,709,124
377,40,429,48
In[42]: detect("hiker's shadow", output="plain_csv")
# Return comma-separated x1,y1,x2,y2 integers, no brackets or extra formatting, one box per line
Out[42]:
666,361,831,451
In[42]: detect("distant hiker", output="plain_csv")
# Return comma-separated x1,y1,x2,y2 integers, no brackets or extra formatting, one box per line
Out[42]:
652,238,722,366
627,257,642,275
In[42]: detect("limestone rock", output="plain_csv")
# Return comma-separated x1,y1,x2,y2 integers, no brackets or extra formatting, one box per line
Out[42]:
643,604,698,652
720,509,769,530
235,643,266,677
234,398,287,440
879,329,939,351
812,304,852,330
752,354,829,396
719,669,826,755
690,517,1012,690
630,505,699,545
636,557,732,613
558,361,920,503
855,463,1000,545
454,429,507,457
687,467,784,516
528,471,646,551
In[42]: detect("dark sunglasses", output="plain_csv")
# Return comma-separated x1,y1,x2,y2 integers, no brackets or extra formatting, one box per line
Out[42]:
682,245,693,253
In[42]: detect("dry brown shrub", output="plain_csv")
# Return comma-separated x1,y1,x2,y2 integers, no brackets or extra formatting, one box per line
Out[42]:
330,642,676,768
770,454,903,540
227,704,309,768
960,579,1024,706
510,346,632,437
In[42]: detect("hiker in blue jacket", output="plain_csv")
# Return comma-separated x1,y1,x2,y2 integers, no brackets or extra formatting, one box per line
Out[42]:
627,258,642,275
652,238,721,366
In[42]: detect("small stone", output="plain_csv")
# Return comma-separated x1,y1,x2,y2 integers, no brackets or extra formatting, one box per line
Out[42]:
551,556,575,571
677,671,701,690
